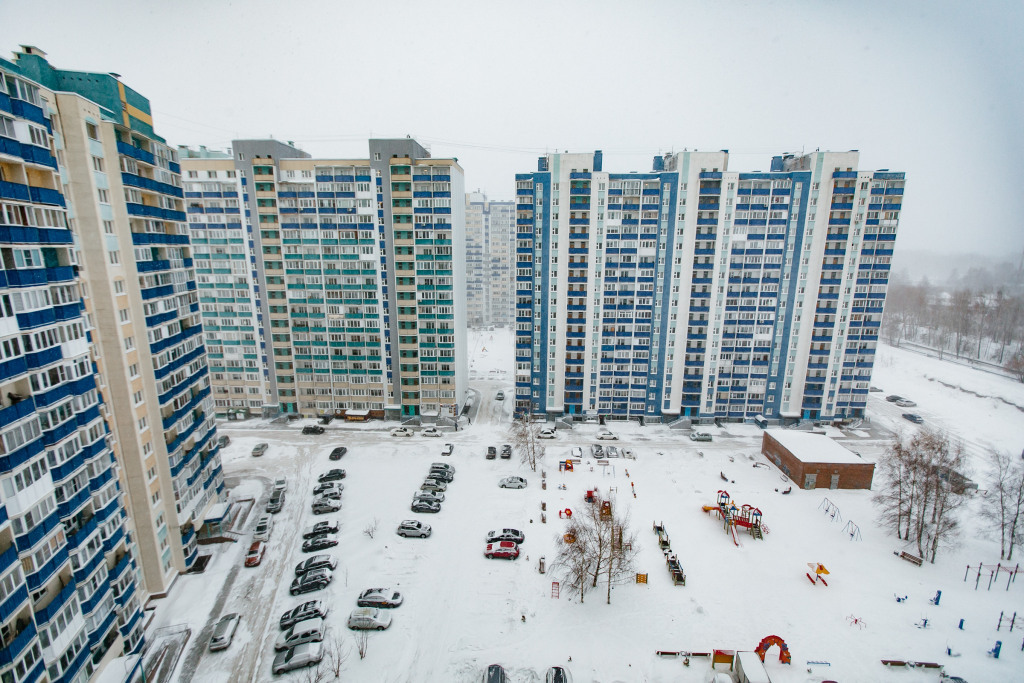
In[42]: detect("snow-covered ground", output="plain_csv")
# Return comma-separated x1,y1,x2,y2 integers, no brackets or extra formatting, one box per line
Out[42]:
144,332,1024,682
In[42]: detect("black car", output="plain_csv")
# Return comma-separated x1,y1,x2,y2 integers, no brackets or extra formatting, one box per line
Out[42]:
902,413,924,424
279,600,328,630
329,446,347,460
302,425,325,435
886,395,903,403
318,469,346,483
289,568,332,595
302,521,339,539
500,444,512,459
301,534,338,553
486,446,497,460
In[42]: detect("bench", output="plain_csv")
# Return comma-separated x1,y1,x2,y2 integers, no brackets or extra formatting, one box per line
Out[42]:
899,551,923,566
881,660,907,667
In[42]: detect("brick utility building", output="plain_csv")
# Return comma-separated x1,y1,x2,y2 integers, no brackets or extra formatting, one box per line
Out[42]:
761,428,874,490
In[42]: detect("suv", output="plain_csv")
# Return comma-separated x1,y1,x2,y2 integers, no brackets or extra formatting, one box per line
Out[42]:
312,497,342,515
486,529,525,544
253,514,274,541
689,431,712,442
208,613,240,651
430,462,456,475
266,490,286,514
312,482,344,497
289,568,332,595
302,521,339,539
317,469,346,483
329,446,347,460
279,600,328,630
251,443,268,457
295,555,337,576
484,541,520,560
396,520,431,538
428,468,454,483
272,642,324,675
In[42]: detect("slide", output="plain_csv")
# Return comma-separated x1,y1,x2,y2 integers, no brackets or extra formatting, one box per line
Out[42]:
730,523,740,547
702,505,717,513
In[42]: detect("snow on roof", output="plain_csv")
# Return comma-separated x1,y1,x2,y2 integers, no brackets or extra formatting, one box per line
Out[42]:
346,409,369,416
764,428,863,464
736,651,771,683
202,502,231,524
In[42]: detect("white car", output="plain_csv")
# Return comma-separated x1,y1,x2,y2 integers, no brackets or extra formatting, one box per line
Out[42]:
570,447,583,458
253,514,274,542
596,430,617,440
420,479,448,493
390,427,414,437
274,478,287,493
606,446,620,458
538,428,556,439
421,427,442,437
414,491,445,504
347,607,393,630
356,588,404,608
272,642,324,675
499,476,527,489
396,520,431,538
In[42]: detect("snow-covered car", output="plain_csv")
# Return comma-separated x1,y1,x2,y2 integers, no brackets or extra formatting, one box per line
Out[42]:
208,613,240,652
302,521,339,539
496,390,505,400
311,497,342,515
391,427,414,437
312,485,342,500
244,541,266,568
251,442,268,457
430,462,455,474
356,588,404,608
441,443,454,456
414,491,445,504
317,469,346,483
895,398,917,407
538,428,556,439
622,448,634,459
347,607,393,630
427,468,454,482
289,568,332,595
596,430,617,440
274,617,325,651
411,500,441,514
606,446,620,458
571,447,583,458
266,490,285,514
396,520,431,537
486,446,497,459
690,431,712,442
902,413,924,424
546,666,574,683
486,529,525,544
279,600,328,630
253,514,274,542
274,478,288,493
420,479,448,492
272,642,323,675
499,476,527,489
329,446,347,460
295,555,337,576
591,444,604,457
421,427,442,437
500,444,512,459
301,534,338,553
484,541,520,560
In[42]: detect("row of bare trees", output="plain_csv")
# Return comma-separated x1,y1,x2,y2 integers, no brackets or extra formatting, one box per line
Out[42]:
990,450,1024,561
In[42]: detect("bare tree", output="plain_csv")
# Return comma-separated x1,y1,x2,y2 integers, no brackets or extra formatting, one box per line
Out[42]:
324,631,349,678
510,412,544,472
1006,351,1024,383
298,663,328,683
550,517,596,603
990,450,1024,560
363,517,379,539
355,631,369,660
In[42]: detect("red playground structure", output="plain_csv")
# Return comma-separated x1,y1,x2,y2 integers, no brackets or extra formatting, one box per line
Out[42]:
755,634,792,664
701,490,765,545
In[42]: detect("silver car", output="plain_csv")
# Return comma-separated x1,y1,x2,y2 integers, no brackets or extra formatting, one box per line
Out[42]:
208,613,240,651
252,442,269,456
414,491,445,504
420,479,447,493
272,641,324,674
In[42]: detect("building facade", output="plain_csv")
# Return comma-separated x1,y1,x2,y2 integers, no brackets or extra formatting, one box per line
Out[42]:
515,149,901,423
0,50,147,683
181,138,468,419
8,47,223,597
465,192,515,328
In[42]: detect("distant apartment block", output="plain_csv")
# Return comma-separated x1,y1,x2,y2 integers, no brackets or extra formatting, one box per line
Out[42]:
515,149,902,423
181,138,468,419
465,192,515,328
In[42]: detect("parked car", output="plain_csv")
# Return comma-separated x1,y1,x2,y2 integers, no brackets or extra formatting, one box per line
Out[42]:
902,413,924,424
895,398,917,407
266,490,286,514
301,534,338,553
441,443,454,456
391,427,414,437
411,500,441,514
357,587,404,608
622,448,634,458
486,446,497,459
312,484,343,499
484,541,520,560
496,390,505,400
546,666,574,683
312,497,342,515
245,541,266,567
289,568,332,595
209,613,241,652
274,478,288,493
486,529,525,544
317,469,347,483
272,642,324,675
430,462,456,474
484,664,508,683
251,442,269,457
274,617,326,651
253,514,274,542
591,444,604,457
689,431,712,442
329,446,347,460
500,444,512,459
886,394,903,403
302,521,338,539
414,491,445,504
347,607,393,630
499,476,527,489
571,446,583,458
538,428,556,439
421,427,442,437
396,520,431,538
427,468,454,483
606,446,620,458
216,434,230,449
279,600,327,630
295,555,338,576
596,430,617,440
302,425,325,435
421,479,448,492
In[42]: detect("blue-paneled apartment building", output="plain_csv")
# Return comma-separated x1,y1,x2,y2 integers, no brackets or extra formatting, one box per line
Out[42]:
0,46,224,683
515,150,902,423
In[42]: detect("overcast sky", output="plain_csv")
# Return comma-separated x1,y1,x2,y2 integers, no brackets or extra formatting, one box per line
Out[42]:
2,0,1021,258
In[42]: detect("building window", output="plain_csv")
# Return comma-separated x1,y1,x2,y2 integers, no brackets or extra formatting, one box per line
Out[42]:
97,188,109,204
85,122,99,140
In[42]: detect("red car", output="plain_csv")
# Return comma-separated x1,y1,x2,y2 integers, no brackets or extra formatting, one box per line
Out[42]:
485,541,520,560
245,541,266,567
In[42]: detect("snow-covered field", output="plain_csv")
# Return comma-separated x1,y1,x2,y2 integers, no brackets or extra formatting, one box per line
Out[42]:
145,332,1024,683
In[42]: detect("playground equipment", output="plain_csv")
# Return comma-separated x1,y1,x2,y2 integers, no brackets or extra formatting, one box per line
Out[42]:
847,615,866,629
584,489,595,503
558,508,573,519
754,634,792,664
806,562,830,586
996,611,1018,631
964,562,1020,591
702,490,764,545
559,460,574,472
988,640,1002,659
600,500,612,519
930,590,942,606
652,521,685,585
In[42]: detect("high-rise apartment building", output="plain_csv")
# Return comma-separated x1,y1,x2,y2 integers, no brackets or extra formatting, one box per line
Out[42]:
8,46,223,598
0,49,148,682
515,149,901,423
181,138,468,419
465,192,515,328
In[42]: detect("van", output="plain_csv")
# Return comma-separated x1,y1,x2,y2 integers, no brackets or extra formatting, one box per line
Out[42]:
274,617,326,651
